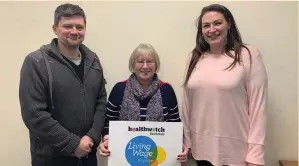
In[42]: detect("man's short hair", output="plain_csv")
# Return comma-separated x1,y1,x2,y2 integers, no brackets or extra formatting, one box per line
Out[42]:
54,3,86,25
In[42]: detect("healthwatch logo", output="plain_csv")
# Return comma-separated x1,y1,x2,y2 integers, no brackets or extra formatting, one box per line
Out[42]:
128,126,165,136
125,136,166,166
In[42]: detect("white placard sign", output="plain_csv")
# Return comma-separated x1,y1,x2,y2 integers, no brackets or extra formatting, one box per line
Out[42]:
108,121,183,166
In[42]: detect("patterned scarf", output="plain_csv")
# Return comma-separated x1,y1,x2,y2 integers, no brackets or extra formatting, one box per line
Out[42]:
119,73,164,121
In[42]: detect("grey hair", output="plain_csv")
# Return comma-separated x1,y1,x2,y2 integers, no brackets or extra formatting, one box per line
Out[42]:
54,3,86,25
128,43,161,73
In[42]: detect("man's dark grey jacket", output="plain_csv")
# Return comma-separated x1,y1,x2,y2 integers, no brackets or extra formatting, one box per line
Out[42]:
19,38,107,165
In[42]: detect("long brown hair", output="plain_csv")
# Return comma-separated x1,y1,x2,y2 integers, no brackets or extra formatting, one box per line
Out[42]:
183,4,251,86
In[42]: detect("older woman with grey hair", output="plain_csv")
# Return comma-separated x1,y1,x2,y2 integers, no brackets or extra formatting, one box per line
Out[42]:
98,43,189,163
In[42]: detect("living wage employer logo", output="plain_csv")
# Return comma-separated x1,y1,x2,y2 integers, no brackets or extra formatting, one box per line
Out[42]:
125,136,166,166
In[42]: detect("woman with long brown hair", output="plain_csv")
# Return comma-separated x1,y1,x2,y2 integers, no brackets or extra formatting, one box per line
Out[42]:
181,4,268,166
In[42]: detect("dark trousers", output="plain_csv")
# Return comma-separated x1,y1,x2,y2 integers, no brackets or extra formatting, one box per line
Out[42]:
197,160,229,166
32,148,98,166
45,154,97,166
196,160,214,166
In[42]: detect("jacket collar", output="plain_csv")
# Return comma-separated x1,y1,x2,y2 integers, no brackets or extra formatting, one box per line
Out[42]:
45,38,96,65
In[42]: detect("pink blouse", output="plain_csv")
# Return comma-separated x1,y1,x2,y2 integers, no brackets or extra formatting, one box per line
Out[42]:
181,45,267,166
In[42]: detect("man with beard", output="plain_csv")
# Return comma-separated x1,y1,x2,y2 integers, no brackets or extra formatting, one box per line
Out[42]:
19,3,107,166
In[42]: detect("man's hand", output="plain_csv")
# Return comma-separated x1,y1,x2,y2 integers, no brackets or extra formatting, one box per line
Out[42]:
73,136,94,158
81,135,94,150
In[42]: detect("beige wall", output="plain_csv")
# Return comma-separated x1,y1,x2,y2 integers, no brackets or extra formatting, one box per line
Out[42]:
0,1,297,166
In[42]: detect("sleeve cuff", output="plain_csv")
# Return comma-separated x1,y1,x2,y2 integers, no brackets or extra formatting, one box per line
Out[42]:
246,143,265,165
86,129,101,145
60,134,81,156
101,128,109,137
183,131,191,148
